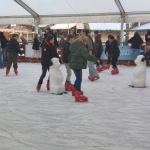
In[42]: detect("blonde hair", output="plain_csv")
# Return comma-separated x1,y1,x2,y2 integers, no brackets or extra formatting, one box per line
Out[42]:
75,36,87,43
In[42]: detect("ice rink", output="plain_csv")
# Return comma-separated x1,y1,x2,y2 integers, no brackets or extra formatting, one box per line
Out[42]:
0,63,150,150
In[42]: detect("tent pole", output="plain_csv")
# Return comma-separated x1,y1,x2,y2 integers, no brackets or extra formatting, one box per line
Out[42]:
34,24,38,34
120,22,124,46
68,23,69,34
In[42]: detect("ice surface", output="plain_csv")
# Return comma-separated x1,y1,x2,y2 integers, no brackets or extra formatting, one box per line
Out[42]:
0,63,150,150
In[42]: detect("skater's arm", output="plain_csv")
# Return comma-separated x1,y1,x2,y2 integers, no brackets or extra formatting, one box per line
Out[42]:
87,37,93,55
81,47,97,62
16,41,22,55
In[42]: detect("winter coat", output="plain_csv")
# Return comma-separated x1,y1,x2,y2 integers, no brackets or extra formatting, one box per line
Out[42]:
86,35,97,56
110,40,120,57
0,32,8,48
105,40,110,54
145,32,150,44
94,34,103,53
7,38,22,54
128,35,143,49
63,40,71,63
69,42,98,69
32,38,41,50
41,43,60,66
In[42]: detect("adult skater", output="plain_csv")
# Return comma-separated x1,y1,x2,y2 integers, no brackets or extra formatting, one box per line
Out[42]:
29,34,41,63
94,31,103,68
105,36,111,68
82,29,99,81
63,34,74,84
36,34,61,91
126,32,143,66
69,36,99,101
108,35,120,74
6,34,22,76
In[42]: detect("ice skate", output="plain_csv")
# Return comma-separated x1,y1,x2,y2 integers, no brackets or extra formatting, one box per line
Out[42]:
18,58,22,63
111,68,119,75
36,59,40,63
14,68,18,75
65,81,72,91
46,81,50,91
88,76,100,82
126,61,131,66
75,91,88,102
28,58,32,63
6,70,9,76
36,83,41,91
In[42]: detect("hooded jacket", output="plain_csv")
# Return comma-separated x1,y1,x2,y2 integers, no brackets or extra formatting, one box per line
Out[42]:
68,42,97,69
7,38,22,54
128,34,143,49
110,39,120,57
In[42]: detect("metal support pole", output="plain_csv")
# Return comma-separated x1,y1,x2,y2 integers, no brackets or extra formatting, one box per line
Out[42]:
120,22,124,46
34,24,38,34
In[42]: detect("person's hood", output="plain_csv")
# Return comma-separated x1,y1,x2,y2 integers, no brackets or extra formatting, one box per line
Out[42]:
70,42,84,53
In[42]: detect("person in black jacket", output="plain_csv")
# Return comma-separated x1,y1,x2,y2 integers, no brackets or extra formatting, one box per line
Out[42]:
108,35,120,74
0,32,9,67
36,34,60,91
63,34,74,84
127,32,143,66
145,30,150,45
29,34,41,62
6,34,22,76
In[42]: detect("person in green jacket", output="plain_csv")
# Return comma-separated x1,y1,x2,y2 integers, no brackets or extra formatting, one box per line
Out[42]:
69,36,100,92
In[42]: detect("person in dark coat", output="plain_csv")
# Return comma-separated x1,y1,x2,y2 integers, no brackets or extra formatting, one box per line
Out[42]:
145,30,150,45
105,36,111,65
6,34,22,76
127,32,143,66
108,35,120,74
63,34,74,84
0,32,9,67
29,34,41,62
94,31,103,67
36,34,61,91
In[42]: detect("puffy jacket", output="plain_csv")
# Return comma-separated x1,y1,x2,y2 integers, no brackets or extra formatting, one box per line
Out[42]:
128,35,143,49
94,34,103,53
32,38,41,50
7,38,22,54
110,40,120,57
41,43,60,66
63,40,71,63
69,42,97,69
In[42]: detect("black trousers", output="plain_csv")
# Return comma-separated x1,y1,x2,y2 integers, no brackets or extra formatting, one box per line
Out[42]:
96,52,103,66
111,57,118,69
7,52,18,70
38,64,49,84
107,54,111,64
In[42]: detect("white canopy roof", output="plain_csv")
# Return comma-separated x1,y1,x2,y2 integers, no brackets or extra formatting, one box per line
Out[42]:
0,0,150,24
133,23,150,30
89,23,126,30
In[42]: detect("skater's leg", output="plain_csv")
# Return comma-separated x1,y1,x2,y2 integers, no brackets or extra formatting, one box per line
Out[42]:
73,69,82,91
36,50,40,59
64,63,72,82
32,49,36,58
12,52,18,69
2,47,7,67
112,57,118,69
108,54,111,64
96,52,101,67
6,52,13,70
38,65,48,84
87,60,99,77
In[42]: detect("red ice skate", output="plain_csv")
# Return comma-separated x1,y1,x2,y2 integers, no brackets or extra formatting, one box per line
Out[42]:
46,81,50,91
36,59,40,63
18,58,22,63
36,83,41,91
88,76,100,82
65,81,72,91
71,86,83,96
111,68,119,75
126,61,131,66
14,68,18,75
6,70,9,76
75,91,88,102
28,58,32,62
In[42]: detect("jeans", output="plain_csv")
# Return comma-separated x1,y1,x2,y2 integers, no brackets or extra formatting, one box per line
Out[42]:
96,52,103,66
38,65,49,84
107,54,111,64
7,52,18,70
73,69,82,91
87,60,99,77
130,49,140,60
0,47,4,68
64,63,72,82
111,57,118,69
2,47,7,67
